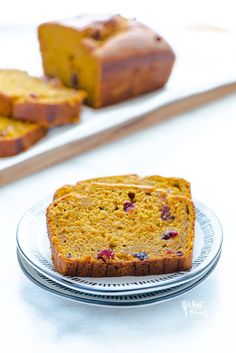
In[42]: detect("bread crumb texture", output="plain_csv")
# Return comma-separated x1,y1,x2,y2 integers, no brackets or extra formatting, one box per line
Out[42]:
47,181,195,277
54,174,191,200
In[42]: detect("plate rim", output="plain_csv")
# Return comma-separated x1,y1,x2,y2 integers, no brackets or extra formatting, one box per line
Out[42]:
17,243,222,295
17,249,220,308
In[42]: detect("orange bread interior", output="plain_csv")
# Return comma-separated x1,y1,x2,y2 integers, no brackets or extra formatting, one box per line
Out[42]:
53,174,191,200
0,69,85,104
0,116,42,139
47,183,195,277
0,115,46,156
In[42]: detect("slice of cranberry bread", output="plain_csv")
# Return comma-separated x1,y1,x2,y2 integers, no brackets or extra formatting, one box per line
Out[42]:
0,116,46,157
53,174,140,199
142,175,191,198
0,69,86,127
47,183,195,277
53,174,191,200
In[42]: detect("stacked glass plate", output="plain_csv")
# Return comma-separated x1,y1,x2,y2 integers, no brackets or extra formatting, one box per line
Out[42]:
16,196,223,308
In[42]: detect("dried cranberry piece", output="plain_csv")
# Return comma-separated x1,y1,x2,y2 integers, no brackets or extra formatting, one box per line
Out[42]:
161,205,174,221
176,251,184,256
161,230,179,240
128,192,135,201
123,201,135,213
68,54,75,61
97,249,114,262
133,252,149,261
91,29,101,40
29,93,38,99
70,74,79,89
166,249,173,254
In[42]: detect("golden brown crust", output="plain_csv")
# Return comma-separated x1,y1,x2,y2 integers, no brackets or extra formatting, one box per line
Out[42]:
0,93,12,116
96,24,175,107
48,242,193,277
0,125,46,157
46,191,195,277
13,99,83,127
98,55,174,107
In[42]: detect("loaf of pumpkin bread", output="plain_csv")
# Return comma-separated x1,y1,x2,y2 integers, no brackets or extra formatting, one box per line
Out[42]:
47,183,195,277
38,14,175,108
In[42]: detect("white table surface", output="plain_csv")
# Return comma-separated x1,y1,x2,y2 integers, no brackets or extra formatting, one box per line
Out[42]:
0,20,236,352
0,90,235,352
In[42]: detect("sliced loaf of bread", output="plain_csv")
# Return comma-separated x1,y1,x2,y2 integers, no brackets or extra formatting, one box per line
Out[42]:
53,174,191,200
47,183,195,277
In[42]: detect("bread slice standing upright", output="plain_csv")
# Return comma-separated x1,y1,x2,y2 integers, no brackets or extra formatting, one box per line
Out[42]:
47,183,195,277
53,174,191,200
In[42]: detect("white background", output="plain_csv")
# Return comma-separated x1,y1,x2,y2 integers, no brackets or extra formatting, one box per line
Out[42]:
0,1,236,352
0,0,236,30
